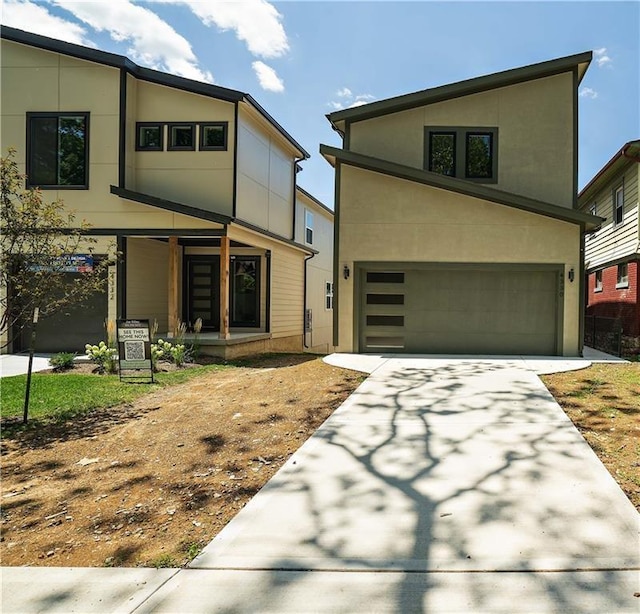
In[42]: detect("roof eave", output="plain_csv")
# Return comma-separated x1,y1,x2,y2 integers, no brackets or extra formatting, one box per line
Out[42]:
320,145,602,230
328,51,593,125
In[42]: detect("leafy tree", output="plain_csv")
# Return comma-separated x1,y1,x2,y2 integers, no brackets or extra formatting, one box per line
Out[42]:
1,148,114,349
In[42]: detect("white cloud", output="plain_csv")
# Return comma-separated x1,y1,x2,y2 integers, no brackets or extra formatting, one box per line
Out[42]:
594,47,612,68
52,0,214,82
328,88,375,110
1,0,91,45
154,0,289,59
252,60,284,92
579,87,598,99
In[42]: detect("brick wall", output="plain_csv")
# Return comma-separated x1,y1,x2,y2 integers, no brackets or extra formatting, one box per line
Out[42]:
586,259,639,336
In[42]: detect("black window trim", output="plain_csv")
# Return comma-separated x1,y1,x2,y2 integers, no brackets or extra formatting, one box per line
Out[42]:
230,255,261,328
136,122,164,151
26,111,90,189
427,130,457,176
424,126,498,184
199,122,229,151
167,122,196,151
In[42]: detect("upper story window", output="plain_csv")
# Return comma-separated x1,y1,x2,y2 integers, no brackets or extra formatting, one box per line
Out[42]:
425,126,498,183
199,123,228,151
616,263,629,288
136,123,163,151
613,184,624,226
168,123,195,151
27,112,89,189
305,210,314,245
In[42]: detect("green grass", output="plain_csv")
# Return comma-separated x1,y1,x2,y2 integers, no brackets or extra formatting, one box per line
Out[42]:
0,364,225,425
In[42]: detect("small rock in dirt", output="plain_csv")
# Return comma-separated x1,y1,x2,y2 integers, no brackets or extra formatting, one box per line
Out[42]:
233,413,242,419
77,457,100,466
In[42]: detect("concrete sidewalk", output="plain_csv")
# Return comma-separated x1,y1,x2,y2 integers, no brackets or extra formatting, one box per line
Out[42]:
2,356,639,613
0,353,52,378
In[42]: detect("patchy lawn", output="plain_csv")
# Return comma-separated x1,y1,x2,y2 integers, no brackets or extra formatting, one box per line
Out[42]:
541,363,640,512
0,355,364,567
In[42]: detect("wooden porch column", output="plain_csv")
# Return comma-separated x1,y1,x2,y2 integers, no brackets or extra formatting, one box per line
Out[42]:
219,234,230,339
168,236,179,337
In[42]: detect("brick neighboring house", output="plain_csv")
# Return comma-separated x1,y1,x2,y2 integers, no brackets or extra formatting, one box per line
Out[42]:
579,140,640,353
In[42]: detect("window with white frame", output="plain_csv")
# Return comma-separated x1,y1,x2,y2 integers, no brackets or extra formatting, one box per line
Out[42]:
305,210,314,245
617,263,629,288
325,281,334,310
614,184,624,226
594,270,603,292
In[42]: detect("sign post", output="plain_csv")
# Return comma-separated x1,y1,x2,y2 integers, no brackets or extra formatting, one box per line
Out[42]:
22,307,39,424
116,319,153,383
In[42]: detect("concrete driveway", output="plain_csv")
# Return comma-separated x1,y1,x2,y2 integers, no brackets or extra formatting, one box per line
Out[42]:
3,356,639,613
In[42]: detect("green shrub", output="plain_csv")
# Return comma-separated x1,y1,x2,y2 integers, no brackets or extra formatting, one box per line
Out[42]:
85,341,118,374
49,352,76,372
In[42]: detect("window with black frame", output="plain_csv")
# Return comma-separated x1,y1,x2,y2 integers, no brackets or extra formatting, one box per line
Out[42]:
425,126,497,182
27,113,89,188
231,257,260,327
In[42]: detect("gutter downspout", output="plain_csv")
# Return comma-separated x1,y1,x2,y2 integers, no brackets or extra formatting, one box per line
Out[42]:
303,252,315,349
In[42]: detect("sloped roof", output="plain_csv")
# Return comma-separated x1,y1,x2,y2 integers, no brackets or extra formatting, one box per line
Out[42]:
328,51,592,132
320,145,602,231
1,25,309,159
578,140,640,206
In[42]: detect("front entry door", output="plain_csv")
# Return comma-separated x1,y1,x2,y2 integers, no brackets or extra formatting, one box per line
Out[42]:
186,256,220,331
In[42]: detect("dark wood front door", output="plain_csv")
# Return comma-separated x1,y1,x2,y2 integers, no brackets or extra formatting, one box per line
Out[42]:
185,256,220,331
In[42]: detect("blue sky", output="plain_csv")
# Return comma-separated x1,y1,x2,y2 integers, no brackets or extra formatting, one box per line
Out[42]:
2,1,639,208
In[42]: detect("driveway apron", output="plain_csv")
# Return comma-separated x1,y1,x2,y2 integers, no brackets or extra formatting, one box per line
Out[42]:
140,357,640,613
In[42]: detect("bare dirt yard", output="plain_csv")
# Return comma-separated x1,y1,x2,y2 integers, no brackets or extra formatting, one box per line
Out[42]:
1,355,364,568
542,362,640,512
2,358,637,569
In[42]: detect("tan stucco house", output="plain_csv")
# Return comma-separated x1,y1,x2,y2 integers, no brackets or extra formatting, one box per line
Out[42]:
321,52,602,356
1,25,332,358
578,140,640,353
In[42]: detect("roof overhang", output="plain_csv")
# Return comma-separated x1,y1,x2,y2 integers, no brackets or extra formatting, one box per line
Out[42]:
579,139,640,205
110,186,316,254
327,51,593,133
320,145,603,231
1,25,307,158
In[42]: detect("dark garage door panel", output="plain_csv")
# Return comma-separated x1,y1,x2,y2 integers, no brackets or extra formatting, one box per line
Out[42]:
361,268,559,355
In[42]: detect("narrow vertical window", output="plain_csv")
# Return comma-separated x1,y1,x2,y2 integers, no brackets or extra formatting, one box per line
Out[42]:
428,132,456,176
305,210,314,245
325,281,334,310
616,263,629,287
614,185,624,225
594,270,603,291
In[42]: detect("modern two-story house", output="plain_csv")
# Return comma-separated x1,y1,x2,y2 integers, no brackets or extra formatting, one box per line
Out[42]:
1,25,333,358
579,140,640,353
321,52,601,356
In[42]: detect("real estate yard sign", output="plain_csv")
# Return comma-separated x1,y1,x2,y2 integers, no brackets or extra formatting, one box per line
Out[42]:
117,319,153,383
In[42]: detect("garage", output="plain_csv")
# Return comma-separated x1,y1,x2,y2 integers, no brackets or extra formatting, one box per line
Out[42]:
359,265,562,355
17,270,108,354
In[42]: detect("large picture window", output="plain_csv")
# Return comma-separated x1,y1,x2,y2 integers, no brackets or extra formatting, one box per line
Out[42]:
27,112,89,188
425,126,498,183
